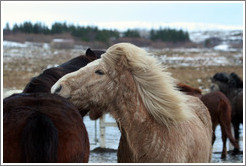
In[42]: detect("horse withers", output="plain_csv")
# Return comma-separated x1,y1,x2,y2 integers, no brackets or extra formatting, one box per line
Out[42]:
52,43,213,163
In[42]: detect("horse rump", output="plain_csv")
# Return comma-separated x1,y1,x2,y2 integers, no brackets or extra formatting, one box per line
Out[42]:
21,111,58,163
4,93,90,163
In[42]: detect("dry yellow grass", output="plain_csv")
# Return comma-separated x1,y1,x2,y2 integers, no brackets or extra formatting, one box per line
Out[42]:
169,66,243,93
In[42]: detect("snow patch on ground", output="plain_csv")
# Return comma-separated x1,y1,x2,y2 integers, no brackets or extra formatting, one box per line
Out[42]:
3,41,28,48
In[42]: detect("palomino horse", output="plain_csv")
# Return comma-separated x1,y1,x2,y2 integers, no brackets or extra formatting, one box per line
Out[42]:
212,72,243,151
3,49,104,163
3,93,89,163
52,43,212,163
177,83,239,158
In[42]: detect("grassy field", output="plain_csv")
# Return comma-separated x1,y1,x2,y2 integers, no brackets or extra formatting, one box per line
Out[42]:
3,42,243,94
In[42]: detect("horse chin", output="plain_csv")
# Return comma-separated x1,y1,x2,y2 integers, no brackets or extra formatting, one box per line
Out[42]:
89,108,104,120
79,109,90,117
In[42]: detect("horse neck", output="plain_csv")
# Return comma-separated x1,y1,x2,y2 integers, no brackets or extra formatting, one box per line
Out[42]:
23,68,66,93
217,83,229,96
112,80,170,161
109,70,146,121
113,88,157,158
109,70,157,144
24,56,95,93
227,88,242,100
59,55,96,70
114,89,151,127
219,82,239,98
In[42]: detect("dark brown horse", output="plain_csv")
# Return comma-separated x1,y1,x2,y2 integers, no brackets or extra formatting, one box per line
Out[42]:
23,48,104,117
3,93,89,163
212,72,243,151
3,49,105,163
177,83,239,158
23,48,104,94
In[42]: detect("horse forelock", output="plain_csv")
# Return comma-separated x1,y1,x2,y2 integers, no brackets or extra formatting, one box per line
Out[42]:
102,43,193,126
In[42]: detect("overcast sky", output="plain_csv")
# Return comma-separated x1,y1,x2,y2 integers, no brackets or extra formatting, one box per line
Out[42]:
1,1,244,31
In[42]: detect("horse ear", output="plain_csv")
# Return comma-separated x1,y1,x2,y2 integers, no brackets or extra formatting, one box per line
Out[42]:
86,48,104,59
85,48,95,57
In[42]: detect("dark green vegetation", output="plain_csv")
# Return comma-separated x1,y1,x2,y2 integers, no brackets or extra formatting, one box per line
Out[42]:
4,21,190,43
150,28,189,43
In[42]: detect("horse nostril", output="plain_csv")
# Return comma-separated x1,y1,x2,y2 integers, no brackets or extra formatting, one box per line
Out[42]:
54,85,62,94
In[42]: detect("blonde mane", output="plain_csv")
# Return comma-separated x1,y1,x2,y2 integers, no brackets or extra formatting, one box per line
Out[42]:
102,43,193,126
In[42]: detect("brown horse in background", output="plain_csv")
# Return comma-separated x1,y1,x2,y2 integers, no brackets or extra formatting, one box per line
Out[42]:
177,83,239,158
4,93,89,163
52,43,212,163
177,83,202,98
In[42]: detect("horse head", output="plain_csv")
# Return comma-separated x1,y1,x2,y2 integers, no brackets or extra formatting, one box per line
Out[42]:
211,72,230,94
51,57,119,119
51,44,140,120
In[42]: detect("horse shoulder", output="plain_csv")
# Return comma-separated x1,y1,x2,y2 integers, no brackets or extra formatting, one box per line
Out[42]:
187,96,212,130
184,96,213,162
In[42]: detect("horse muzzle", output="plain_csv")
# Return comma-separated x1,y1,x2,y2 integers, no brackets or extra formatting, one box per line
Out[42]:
51,83,71,100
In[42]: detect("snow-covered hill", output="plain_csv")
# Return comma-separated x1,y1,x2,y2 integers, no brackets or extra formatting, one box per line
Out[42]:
189,30,243,51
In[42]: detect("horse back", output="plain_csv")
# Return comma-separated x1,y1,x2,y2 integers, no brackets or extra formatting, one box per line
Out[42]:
201,91,231,123
176,83,202,98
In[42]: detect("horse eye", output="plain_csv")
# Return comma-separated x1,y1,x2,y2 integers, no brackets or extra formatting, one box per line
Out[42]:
95,70,105,75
